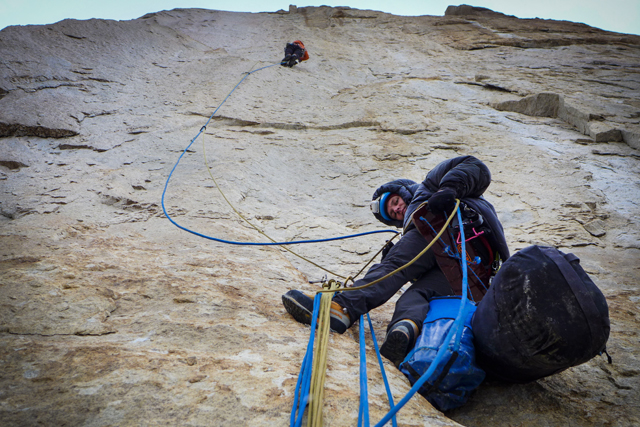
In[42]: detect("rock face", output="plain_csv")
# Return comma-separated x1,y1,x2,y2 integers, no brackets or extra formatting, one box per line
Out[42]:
1,5,639,426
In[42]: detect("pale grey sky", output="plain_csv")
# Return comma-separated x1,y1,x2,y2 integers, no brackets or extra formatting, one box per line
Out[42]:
1,0,638,35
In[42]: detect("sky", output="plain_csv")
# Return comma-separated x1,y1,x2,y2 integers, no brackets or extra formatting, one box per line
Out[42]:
0,0,638,36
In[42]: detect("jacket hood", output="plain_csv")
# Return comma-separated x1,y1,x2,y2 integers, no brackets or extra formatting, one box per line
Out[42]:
371,179,418,228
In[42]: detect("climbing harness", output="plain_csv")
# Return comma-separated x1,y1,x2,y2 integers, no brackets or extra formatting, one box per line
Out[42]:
413,201,498,301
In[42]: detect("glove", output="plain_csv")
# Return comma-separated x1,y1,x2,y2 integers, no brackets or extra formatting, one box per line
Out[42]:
428,187,457,214
381,241,394,261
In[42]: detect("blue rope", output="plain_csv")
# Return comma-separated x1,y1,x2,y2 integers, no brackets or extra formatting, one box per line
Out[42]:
290,206,471,426
161,63,400,246
291,294,322,427
453,206,469,348
366,314,398,427
374,206,471,427
419,216,449,248
358,315,370,427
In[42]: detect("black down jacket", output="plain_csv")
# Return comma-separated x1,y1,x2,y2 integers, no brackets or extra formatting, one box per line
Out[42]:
372,156,510,262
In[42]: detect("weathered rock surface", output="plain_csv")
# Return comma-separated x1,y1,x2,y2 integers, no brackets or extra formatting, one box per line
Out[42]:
1,5,639,426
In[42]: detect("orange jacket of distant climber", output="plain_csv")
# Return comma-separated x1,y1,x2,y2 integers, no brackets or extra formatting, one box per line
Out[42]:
292,40,309,61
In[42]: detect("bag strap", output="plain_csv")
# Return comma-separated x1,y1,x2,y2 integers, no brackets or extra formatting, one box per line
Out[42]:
539,247,607,348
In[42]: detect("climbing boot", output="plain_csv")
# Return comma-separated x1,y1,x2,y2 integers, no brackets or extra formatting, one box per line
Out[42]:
380,319,419,368
281,54,292,66
282,290,351,334
287,54,299,67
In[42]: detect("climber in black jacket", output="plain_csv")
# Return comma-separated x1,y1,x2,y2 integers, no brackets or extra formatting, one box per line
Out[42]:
283,156,509,367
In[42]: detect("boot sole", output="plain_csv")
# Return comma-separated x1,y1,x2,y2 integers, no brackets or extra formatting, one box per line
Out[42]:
282,292,349,334
282,294,313,325
380,330,410,368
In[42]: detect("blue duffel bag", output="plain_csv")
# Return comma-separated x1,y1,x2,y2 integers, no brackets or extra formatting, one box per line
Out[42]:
399,296,485,412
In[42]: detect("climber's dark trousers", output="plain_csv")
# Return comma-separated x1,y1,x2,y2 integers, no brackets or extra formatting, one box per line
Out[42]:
333,227,454,334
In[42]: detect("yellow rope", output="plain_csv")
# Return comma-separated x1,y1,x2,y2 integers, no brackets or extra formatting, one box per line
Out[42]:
316,200,461,293
350,234,400,282
201,132,349,278
195,62,464,426
305,202,458,425
197,63,457,294
199,63,349,279
308,279,340,427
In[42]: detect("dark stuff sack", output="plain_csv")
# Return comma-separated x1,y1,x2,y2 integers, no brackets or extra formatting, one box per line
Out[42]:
472,245,610,383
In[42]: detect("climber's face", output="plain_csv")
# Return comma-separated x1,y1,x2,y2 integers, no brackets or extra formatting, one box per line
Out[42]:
386,195,407,221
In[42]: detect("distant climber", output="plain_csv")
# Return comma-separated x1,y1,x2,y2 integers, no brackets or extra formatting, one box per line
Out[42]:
282,156,509,367
281,40,309,67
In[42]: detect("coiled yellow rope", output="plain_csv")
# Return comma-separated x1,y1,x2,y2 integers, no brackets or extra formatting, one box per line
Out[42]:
308,279,340,426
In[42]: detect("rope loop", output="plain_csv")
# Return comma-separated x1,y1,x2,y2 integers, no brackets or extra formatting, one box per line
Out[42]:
162,61,400,252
